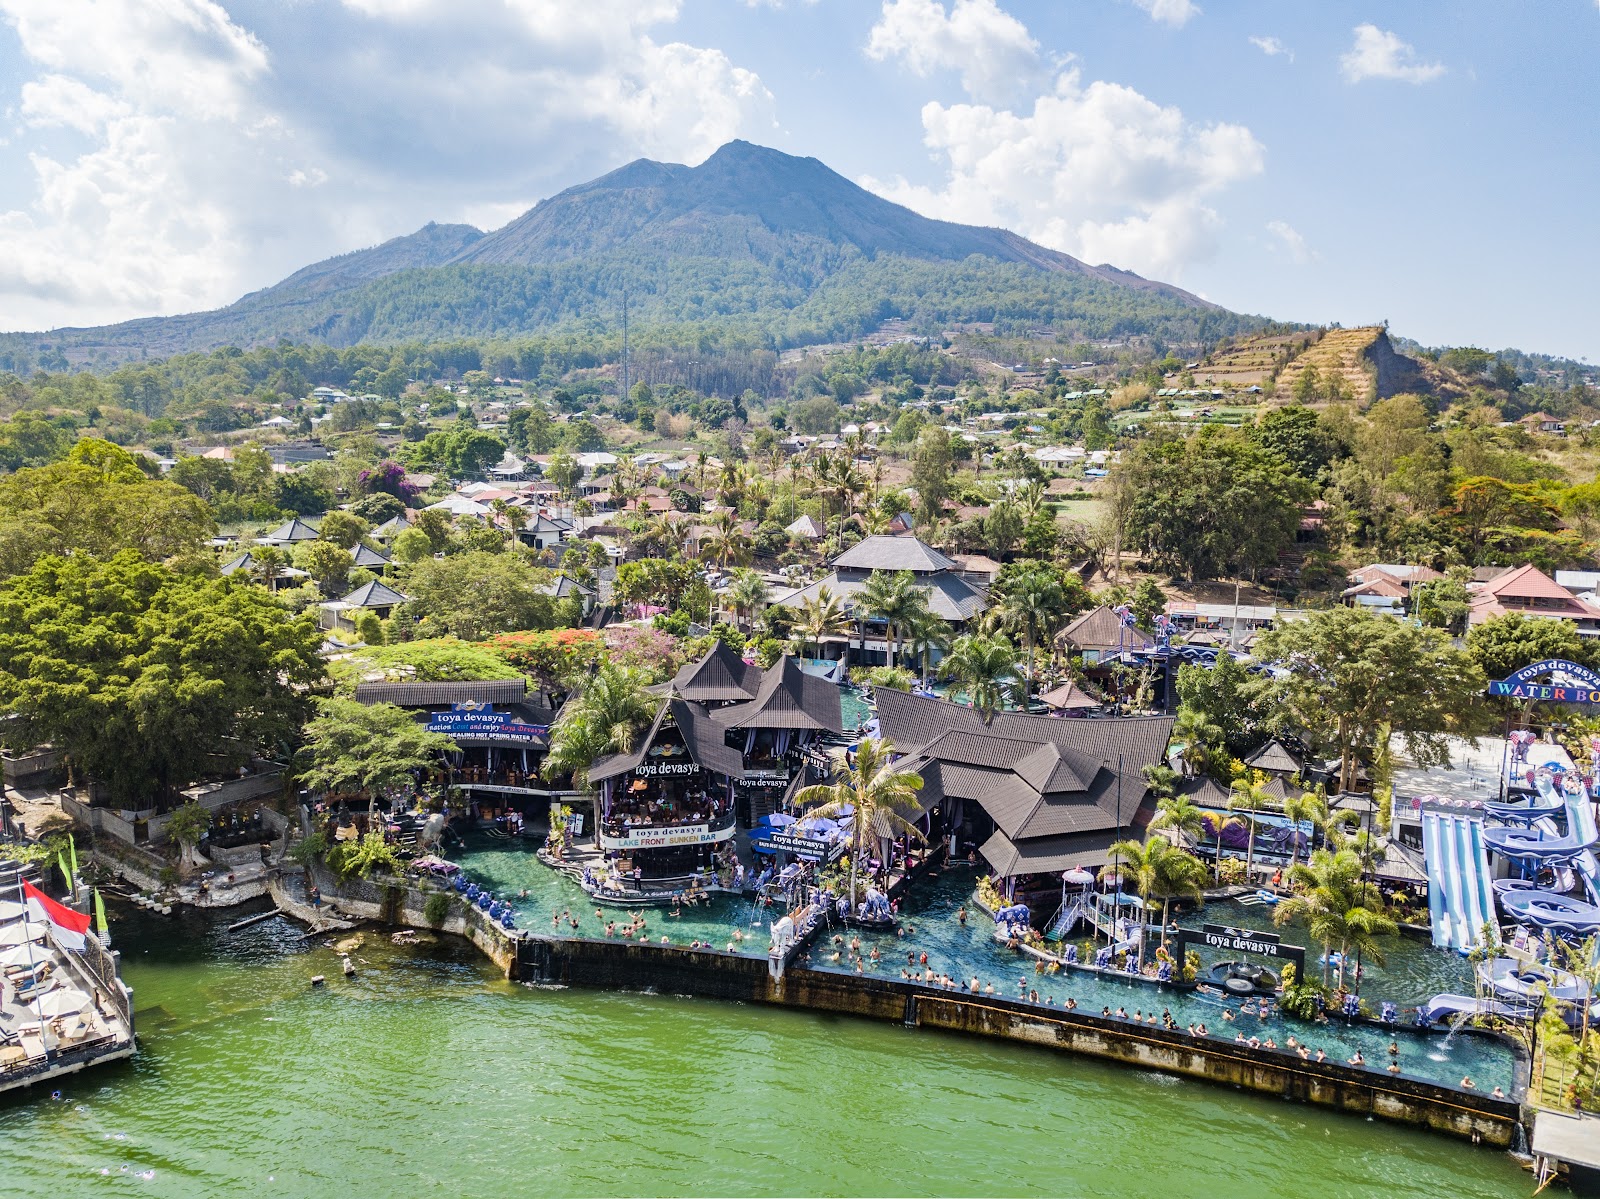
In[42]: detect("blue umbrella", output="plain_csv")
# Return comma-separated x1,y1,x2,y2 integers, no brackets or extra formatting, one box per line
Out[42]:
799,817,841,837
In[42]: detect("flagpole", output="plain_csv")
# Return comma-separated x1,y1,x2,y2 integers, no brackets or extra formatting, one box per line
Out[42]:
14,870,49,1059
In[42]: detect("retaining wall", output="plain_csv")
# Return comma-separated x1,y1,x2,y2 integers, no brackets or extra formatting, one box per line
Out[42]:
516,934,1523,1148
310,868,517,975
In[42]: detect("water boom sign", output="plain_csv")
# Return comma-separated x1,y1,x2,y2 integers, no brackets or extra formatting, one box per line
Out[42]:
1487,659,1600,705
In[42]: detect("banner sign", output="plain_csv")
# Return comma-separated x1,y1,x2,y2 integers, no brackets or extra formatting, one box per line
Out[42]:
739,774,792,789
600,822,732,850
1488,659,1600,705
750,831,846,863
634,761,702,778
1201,924,1283,957
427,703,548,744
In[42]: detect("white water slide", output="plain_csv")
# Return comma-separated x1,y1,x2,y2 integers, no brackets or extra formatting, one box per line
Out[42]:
1422,811,1496,952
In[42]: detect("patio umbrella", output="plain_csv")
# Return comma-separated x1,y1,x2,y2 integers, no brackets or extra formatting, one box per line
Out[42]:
757,813,797,828
36,988,93,1018
0,922,46,949
0,943,42,969
0,899,26,924
1062,869,1095,886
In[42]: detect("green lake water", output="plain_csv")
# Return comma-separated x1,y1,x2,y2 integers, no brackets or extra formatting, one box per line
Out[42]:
0,900,1533,1198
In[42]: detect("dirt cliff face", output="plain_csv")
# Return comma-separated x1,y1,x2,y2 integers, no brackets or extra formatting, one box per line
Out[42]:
1364,329,1431,399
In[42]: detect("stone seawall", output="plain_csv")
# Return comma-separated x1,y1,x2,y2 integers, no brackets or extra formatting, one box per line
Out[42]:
311,868,518,975
517,934,1523,1149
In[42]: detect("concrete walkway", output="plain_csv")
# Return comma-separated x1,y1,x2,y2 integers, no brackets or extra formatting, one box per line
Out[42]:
267,876,355,934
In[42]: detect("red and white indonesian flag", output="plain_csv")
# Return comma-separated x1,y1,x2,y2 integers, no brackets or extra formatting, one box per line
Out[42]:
22,881,90,951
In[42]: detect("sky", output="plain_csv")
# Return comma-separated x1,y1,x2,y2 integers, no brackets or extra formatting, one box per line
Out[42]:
0,0,1596,359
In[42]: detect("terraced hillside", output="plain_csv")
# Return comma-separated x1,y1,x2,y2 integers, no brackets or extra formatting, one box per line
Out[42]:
1185,326,1432,404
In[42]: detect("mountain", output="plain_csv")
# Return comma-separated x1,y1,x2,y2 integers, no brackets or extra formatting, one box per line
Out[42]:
2,141,1251,369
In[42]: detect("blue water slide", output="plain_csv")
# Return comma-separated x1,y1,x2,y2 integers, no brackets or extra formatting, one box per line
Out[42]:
1423,812,1495,951
1563,788,1600,904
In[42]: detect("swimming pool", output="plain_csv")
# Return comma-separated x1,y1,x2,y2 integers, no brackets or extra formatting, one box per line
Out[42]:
802,868,1519,1094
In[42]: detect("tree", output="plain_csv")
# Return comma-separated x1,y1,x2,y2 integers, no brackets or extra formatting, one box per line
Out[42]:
164,801,212,877
1227,777,1277,883
0,552,325,809
1252,403,1343,480
794,586,851,657
1108,836,1207,952
1174,654,1263,755
1129,577,1167,630
1272,846,1396,989
938,634,1021,722
1248,607,1489,794
900,603,952,684
1412,573,1472,633
859,569,923,670
249,545,288,588
1151,793,1204,848
988,566,1072,700
295,541,354,594
910,428,953,526
795,737,924,910
547,448,582,499
402,552,563,641
542,664,657,789
0,439,215,578
1467,612,1596,681
724,570,770,633
316,511,370,550
1116,428,1310,581
300,699,458,799
701,509,752,570
1170,704,1223,777
392,526,435,564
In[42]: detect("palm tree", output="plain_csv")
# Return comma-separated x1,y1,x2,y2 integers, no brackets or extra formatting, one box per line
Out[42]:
250,545,287,588
795,738,924,910
725,569,769,633
1170,705,1223,778
938,634,1021,723
1272,846,1396,989
990,567,1070,702
795,586,851,658
1281,789,1317,871
1108,836,1208,952
1227,777,1277,885
1152,794,1205,849
542,663,657,790
701,509,751,570
901,603,951,686
858,569,921,669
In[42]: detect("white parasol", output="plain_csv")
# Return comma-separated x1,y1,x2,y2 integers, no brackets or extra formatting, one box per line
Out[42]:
36,988,93,1018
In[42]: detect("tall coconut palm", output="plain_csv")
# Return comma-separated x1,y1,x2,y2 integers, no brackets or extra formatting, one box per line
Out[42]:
250,545,287,588
859,569,922,669
542,663,657,790
1272,846,1396,989
725,569,769,633
938,634,1021,723
901,603,951,686
1170,705,1223,778
1108,836,1209,952
795,586,851,658
989,567,1071,702
702,509,751,570
794,737,924,910
1152,794,1205,849
1227,778,1277,884
1281,789,1318,871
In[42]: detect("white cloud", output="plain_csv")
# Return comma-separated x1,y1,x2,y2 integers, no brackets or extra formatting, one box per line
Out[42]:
1340,24,1445,85
0,0,774,330
1248,35,1292,62
1130,0,1200,28
860,69,1264,281
1266,220,1316,265
866,0,1046,105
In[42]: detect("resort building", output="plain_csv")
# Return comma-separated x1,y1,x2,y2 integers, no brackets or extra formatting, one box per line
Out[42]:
771,535,989,666
1055,605,1155,666
583,643,844,886
352,679,564,817
1466,564,1600,635
318,579,410,631
875,689,1173,915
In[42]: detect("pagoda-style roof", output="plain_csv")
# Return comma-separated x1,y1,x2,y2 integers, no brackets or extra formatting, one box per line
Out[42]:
1244,738,1302,777
1036,680,1102,711
713,655,845,733
339,579,410,608
671,640,762,702
261,517,319,543
372,515,412,538
831,535,957,574
1055,605,1155,655
351,543,391,569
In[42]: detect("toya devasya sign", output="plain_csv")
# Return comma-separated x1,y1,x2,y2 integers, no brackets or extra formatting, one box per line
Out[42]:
1201,924,1285,957
1487,659,1600,705
600,823,731,850
426,703,548,744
